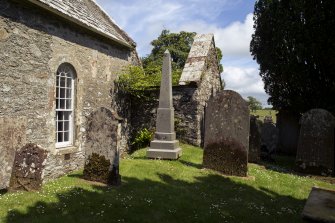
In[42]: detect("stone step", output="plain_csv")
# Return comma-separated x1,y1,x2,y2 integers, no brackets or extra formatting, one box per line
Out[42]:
154,132,176,141
149,140,180,150
146,148,182,160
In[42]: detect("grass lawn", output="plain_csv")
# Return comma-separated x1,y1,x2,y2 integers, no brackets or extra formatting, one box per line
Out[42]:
1,144,334,223
251,109,278,123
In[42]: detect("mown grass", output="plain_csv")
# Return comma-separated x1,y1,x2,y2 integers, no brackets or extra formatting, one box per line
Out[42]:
0,144,334,223
251,109,278,123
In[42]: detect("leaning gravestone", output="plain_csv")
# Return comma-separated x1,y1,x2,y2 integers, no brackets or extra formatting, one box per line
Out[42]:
249,115,261,163
296,109,335,176
203,90,250,177
83,107,121,185
9,143,48,191
0,117,27,190
260,121,279,161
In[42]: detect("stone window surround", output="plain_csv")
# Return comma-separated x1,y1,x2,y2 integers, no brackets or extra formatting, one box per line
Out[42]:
55,63,76,149
49,56,83,156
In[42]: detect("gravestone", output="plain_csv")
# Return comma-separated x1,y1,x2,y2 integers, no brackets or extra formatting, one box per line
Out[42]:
83,107,121,185
147,50,182,159
302,187,335,222
264,116,273,124
249,115,261,163
203,90,249,177
296,109,335,176
276,111,300,155
260,122,279,161
9,143,48,191
0,117,27,190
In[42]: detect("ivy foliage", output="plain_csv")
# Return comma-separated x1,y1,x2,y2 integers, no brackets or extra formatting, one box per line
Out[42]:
116,65,160,98
131,128,154,151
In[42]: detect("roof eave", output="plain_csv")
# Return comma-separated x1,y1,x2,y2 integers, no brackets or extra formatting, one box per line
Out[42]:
27,0,134,49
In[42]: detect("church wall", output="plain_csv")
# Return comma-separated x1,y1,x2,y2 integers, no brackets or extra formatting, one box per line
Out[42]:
0,0,136,181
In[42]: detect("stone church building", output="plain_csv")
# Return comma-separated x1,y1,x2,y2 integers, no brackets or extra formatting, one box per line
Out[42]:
0,0,222,189
0,0,140,187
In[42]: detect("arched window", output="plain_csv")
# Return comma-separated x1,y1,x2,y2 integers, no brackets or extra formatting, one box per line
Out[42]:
55,63,76,148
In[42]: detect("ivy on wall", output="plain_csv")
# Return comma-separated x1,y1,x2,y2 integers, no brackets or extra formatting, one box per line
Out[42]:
115,65,181,99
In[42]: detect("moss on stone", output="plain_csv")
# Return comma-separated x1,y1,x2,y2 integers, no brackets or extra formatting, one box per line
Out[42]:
203,138,248,177
83,153,111,184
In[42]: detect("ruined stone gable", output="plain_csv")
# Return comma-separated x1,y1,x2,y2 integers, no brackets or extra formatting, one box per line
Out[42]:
181,34,223,145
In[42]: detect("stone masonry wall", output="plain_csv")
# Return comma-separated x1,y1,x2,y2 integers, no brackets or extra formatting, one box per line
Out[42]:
130,34,222,147
130,86,198,146
130,82,220,147
0,0,137,181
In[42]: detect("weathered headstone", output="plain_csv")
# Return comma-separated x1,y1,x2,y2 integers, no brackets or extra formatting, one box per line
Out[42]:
296,109,335,176
249,115,261,163
203,90,250,176
260,122,279,161
147,50,182,159
0,117,27,189
263,116,273,124
83,107,121,185
9,143,48,191
302,187,335,222
276,111,300,155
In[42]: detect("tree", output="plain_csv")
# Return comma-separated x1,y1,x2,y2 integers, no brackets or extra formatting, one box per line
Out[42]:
247,96,262,112
250,0,335,114
143,30,224,85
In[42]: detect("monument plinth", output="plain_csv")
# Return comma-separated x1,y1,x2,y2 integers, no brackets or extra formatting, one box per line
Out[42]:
147,50,182,159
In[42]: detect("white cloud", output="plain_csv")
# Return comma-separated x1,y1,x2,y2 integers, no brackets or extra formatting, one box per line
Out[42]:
224,66,269,106
224,66,263,94
96,0,242,56
176,13,253,58
218,13,254,57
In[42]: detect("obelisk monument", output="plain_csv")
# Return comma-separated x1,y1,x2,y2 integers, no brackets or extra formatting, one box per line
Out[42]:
147,50,182,159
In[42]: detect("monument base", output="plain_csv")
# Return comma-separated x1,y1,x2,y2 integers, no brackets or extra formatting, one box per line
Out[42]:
147,140,182,159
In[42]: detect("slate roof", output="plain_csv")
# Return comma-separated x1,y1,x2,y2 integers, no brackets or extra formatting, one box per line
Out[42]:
179,34,214,85
27,0,135,48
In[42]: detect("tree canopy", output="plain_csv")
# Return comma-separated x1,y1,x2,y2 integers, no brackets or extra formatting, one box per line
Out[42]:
247,96,262,112
250,0,335,114
143,29,223,84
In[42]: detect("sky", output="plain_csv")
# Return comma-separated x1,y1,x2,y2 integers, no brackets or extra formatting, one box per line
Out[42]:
96,0,270,107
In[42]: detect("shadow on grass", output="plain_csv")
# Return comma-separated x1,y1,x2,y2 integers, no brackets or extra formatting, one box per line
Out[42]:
178,160,202,169
130,156,148,160
66,173,83,178
0,189,7,195
259,155,335,184
124,157,203,170
5,173,305,223
259,154,298,174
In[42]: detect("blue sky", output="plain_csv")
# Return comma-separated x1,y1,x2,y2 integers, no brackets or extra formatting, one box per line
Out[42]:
96,0,270,106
